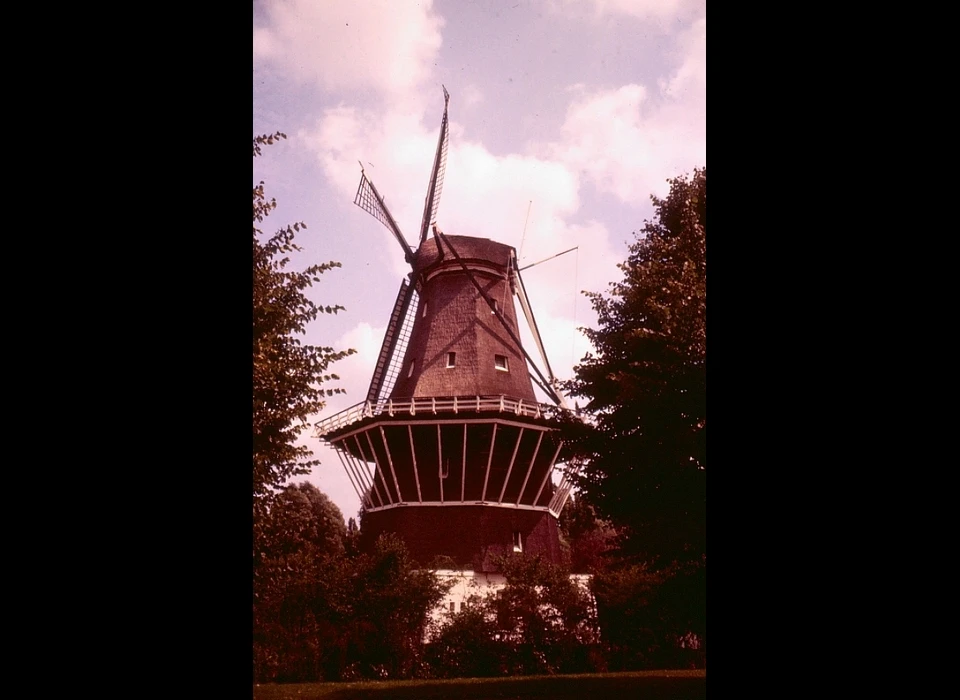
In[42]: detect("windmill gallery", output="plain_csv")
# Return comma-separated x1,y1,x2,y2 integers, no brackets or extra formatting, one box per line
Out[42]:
314,88,587,617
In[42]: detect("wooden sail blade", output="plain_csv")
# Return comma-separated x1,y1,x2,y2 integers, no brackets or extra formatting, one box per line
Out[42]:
419,86,451,246
365,277,419,404
354,168,415,264
513,263,570,409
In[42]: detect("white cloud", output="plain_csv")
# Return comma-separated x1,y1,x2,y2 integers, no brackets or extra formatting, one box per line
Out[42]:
254,0,444,95
327,321,385,413
462,85,484,108
303,100,624,308
548,17,705,203
546,0,699,23
661,16,706,101
288,321,386,520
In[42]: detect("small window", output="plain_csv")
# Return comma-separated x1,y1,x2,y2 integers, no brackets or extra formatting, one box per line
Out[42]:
513,531,523,552
408,360,416,378
446,352,456,368
449,601,455,613
491,299,499,314
495,354,509,371
422,301,428,318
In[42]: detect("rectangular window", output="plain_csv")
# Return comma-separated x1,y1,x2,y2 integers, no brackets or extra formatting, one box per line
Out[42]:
449,601,455,613
446,352,456,368
495,354,509,371
422,301,428,318
408,360,416,378
492,299,499,314
513,531,523,552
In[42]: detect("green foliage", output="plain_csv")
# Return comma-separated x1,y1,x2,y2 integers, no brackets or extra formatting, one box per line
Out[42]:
428,604,505,678
328,534,451,680
428,554,600,678
591,558,705,670
557,168,706,669
252,133,356,517
254,515,450,683
253,482,348,682
558,492,617,574
562,167,706,565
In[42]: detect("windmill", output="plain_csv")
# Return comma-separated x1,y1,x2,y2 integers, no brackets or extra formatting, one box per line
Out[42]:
316,87,578,573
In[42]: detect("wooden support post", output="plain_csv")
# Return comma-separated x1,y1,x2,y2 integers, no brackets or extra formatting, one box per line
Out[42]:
343,441,383,507
355,434,392,504
334,444,368,509
408,425,422,502
498,428,524,504
516,431,544,505
438,424,444,503
376,426,404,503
532,441,564,507
461,423,467,502
481,424,498,501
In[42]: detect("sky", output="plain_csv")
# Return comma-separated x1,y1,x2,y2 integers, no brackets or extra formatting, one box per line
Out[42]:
253,0,706,523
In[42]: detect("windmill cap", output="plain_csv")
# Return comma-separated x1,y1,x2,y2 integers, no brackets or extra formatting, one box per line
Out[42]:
415,235,515,276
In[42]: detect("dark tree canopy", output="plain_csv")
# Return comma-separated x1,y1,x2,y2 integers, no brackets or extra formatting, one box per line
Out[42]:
563,167,705,564
558,492,617,574
252,132,355,515
429,553,599,677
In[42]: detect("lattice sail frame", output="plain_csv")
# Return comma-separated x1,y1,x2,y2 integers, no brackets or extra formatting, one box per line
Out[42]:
365,279,420,404
419,85,450,245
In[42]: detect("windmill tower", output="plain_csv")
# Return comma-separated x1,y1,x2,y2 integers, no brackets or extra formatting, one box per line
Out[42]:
315,88,577,575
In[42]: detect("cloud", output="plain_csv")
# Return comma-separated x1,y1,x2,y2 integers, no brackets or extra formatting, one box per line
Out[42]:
253,0,444,95
298,13,706,406
326,321,385,414
302,100,623,312
462,85,484,108
545,0,699,23
548,17,705,203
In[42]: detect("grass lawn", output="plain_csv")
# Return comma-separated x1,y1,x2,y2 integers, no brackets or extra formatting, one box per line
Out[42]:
253,670,706,700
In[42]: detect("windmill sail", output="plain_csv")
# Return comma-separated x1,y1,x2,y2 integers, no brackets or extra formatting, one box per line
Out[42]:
512,263,569,408
365,278,420,403
354,169,415,264
419,86,451,246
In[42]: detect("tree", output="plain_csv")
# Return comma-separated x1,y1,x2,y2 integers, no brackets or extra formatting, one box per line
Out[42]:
253,482,348,682
252,132,356,518
490,554,599,675
426,553,601,679
428,603,505,678
317,534,451,680
252,134,357,680
562,167,705,565
590,562,668,669
558,492,617,574
252,486,450,682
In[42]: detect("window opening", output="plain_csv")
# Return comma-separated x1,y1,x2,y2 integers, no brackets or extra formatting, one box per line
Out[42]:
495,354,509,371
513,531,523,552
408,360,416,378
446,352,456,368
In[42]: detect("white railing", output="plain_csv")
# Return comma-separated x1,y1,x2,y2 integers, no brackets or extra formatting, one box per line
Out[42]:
315,395,572,437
